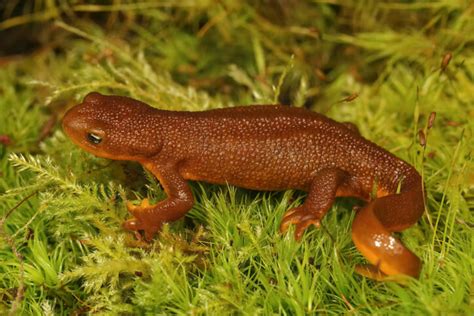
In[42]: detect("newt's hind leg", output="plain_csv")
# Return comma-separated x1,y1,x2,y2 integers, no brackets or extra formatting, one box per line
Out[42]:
280,168,350,240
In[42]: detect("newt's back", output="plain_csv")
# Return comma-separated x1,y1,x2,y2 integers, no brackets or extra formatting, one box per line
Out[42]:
165,105,415,195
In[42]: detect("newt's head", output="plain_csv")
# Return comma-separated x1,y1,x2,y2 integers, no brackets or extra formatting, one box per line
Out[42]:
62,92,162,161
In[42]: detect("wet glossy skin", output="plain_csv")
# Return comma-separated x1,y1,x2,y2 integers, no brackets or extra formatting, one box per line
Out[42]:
63,92,425,279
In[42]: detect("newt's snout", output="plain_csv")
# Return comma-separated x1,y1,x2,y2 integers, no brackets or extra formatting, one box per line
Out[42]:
62,106,82,139
62,103,105,156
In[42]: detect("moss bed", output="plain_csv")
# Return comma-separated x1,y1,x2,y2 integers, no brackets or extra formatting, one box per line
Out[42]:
0,1,472,314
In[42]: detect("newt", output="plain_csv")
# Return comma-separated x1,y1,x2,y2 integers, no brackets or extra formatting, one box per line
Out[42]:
62,92,425,279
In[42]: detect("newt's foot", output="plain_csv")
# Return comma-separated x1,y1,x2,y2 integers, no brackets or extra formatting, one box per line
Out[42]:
124,198,161,241
122,218,160,241
279,205,322,240
126,198,151,213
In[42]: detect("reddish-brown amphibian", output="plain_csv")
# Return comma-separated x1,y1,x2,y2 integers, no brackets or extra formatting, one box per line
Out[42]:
63,92,425,279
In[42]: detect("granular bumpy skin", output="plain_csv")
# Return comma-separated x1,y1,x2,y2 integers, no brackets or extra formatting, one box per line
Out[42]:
63,92,425,280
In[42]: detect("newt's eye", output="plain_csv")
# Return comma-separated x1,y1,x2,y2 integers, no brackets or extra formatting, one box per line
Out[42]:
86,132,102,144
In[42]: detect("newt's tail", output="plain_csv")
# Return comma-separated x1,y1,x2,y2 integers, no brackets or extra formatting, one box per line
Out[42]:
351,174,425,278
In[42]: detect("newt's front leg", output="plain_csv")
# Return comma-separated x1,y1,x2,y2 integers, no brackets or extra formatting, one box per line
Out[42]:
123,160,194,241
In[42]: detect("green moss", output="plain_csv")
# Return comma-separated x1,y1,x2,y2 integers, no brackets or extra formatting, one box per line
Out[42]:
0,1,472,314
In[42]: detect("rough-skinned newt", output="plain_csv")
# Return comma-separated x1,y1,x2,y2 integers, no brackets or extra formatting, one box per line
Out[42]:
62,92,425,279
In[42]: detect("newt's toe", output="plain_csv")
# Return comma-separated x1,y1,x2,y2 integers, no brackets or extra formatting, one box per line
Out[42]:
126,201,135,211
294,218,320,240
280,206,322,239
141,198,150,207
127,198,151,211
